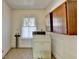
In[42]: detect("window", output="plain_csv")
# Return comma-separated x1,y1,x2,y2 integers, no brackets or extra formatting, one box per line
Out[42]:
21,17,37,39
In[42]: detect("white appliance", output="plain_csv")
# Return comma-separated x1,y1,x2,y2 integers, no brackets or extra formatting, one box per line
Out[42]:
32,32,51,59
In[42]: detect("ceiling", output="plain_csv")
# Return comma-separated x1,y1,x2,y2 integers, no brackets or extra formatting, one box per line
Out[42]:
5,0,53,9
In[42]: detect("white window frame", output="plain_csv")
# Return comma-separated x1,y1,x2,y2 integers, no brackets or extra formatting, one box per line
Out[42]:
21,16,37,39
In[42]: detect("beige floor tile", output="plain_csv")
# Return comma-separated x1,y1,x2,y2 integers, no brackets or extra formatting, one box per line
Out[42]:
3,48,55,59
3,48,33,59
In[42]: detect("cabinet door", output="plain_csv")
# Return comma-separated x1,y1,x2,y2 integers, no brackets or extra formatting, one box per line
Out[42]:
53,3,67,34
67,1,77,35
68,0,77,2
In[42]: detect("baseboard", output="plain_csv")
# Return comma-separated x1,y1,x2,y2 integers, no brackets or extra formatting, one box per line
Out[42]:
2,48,12,59
11,47,32,49
51,53,56,59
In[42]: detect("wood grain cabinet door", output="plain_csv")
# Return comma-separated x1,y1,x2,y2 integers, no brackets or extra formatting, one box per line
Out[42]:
67,1,77,35
53,3,67,34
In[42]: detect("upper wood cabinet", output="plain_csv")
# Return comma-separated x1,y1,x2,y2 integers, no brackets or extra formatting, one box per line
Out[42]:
66,1,77,35
53,3,67,34
67,0,77,2
50,1,77,35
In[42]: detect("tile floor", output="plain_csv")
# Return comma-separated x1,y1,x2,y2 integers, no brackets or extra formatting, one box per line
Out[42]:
3,48,55,59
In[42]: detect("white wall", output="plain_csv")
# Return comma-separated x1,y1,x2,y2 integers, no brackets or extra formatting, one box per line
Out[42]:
2,0,11,57
45,14,50,32
51,33,77,59
11,10,47,48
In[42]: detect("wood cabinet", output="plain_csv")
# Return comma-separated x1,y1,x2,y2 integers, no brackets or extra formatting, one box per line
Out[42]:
50,0,77,35
53,3,67,34
66,1,77,35
68,0,77,2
